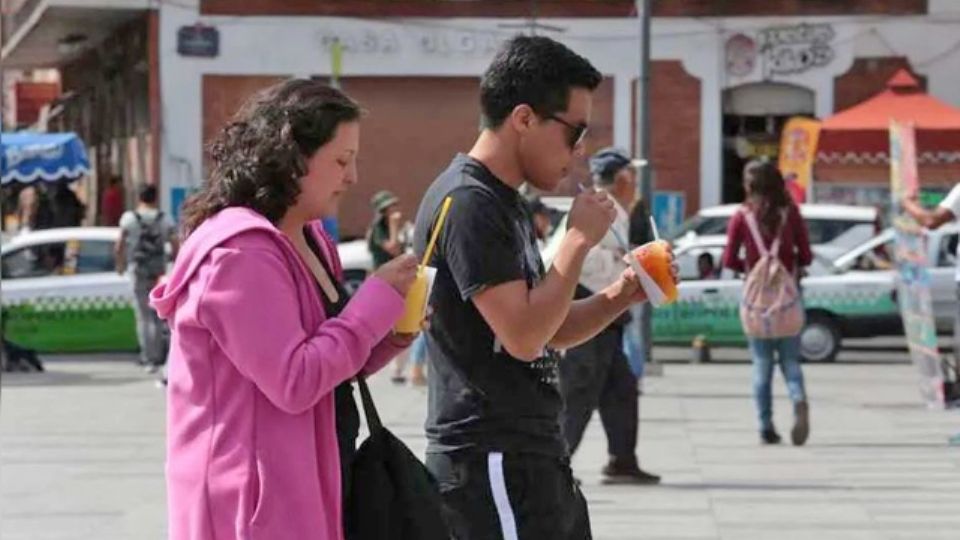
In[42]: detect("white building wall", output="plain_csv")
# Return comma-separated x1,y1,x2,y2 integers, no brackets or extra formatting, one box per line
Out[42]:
159,2,960,213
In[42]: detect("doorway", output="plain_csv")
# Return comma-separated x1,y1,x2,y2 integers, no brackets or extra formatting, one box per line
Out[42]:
721,83,815,204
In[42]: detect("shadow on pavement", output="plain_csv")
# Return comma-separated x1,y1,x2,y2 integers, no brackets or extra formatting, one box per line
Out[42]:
813,442,949,449
648,481,854,491
1,369,150,388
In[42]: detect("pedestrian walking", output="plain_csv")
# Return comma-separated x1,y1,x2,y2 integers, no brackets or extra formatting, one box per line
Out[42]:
722,159,813,446
50,183,85,228
115,185,178,373
559,147,660,485
624,189,655,377
366,190,423,385
902,182,960,446
148,79,420,540
367,190,406,269
413,36,670,539
100,176,125,226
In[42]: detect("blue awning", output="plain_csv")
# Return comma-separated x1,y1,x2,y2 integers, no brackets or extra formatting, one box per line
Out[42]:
1,132,91,185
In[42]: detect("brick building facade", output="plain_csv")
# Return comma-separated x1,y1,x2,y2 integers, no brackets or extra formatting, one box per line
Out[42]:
154,0,959,237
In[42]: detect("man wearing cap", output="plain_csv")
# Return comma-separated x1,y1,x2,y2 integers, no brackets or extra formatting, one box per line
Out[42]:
366,190,406,269
367,190,423,384
558,147,661,484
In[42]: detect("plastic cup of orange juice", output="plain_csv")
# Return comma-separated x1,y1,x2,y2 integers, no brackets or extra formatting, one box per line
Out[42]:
625,240,678,307
394,266,437,334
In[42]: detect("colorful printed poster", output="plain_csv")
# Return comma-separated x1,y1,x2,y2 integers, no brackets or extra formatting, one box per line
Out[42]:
778,117,821,203
890,120,944,408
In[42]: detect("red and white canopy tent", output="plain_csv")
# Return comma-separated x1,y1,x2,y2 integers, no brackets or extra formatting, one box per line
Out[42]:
815,69,960,190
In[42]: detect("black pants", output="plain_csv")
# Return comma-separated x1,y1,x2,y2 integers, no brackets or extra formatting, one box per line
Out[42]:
559,324,638,460
426,451,592,540
2,338,43,372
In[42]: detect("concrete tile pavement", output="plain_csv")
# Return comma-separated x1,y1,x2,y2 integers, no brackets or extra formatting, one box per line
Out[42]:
1,351,958,539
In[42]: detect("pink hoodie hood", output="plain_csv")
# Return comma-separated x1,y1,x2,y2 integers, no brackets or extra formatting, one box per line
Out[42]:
151,206,306,320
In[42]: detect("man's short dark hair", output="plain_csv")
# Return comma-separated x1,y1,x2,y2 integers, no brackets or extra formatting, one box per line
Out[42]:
480,35,602,129
139,185,158,204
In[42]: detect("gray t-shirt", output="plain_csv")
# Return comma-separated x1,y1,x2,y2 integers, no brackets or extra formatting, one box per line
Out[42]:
119,208,175,276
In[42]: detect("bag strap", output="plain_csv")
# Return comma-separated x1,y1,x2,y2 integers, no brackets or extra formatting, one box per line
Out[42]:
743,209,787,259
355,375,383,434
743,210,769,258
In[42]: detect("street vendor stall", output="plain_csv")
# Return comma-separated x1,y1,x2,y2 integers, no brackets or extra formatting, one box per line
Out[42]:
815,70,960,208
1,132,90,233
2,131,90,184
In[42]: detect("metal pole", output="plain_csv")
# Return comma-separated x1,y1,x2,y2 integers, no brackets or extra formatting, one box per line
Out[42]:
330,38,343,89
635,0,656,373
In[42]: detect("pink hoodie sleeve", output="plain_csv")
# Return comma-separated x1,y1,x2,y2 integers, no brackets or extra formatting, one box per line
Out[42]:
199,246,404,414
310,223,409,375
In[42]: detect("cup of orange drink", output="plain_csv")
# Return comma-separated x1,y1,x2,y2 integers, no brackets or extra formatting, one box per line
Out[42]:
624,240,678,307
394,266,437,334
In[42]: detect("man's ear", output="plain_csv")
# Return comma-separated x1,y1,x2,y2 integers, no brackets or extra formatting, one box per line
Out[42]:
508,104,536,136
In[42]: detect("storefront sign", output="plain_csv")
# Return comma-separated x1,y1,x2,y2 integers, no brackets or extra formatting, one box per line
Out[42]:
759,23,834,76
317,27,505,57
889,120,944,409
725,23,835,78
177,24,220,58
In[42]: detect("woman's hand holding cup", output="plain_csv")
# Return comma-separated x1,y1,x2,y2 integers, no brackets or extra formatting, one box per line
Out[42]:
375,254,419,296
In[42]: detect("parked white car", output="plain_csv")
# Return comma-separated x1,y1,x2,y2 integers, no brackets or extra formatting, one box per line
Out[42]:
659,239,901,362
336,238,374,293
670,203,878,261
2,227,136,352
1,227,378,352
831,223,960,332
541,204,901,362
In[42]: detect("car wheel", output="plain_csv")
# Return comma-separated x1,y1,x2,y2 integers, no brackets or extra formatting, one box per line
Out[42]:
801,313,841,363
343,269,367,296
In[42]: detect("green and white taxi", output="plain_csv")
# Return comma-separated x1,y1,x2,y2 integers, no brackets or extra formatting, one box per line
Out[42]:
541,200,904,362
654,240,901,362
2,227,138,352
1,226,382,353
830,223,959,333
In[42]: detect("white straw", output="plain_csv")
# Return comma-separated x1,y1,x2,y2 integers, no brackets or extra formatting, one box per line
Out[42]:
649,216,661,241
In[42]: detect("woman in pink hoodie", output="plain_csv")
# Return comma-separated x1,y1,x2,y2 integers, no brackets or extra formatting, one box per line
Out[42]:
150,80,419,540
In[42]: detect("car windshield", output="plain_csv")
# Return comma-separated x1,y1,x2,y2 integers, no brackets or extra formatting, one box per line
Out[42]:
670,213,873,246
669,216,730,240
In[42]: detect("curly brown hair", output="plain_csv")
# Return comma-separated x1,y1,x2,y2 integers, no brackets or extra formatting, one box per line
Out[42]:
181,79,362,236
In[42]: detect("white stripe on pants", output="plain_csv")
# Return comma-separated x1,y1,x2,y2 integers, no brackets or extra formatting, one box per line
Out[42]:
487,452,519,540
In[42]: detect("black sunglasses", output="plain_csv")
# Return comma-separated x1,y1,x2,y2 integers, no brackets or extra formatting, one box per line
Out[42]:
545,114,589,148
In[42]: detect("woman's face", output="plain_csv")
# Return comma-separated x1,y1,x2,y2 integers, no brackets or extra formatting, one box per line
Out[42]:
297,120,360,220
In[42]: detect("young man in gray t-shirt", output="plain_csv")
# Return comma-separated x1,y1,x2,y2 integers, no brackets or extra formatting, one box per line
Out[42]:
115,185,179,372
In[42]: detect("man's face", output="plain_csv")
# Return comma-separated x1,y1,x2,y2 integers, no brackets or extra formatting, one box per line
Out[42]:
382,203,401,218
618,166,637,194
519,88,592,193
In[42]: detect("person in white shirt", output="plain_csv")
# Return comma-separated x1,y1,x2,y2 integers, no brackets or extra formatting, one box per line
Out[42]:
558,147,661,484
902,183,960,446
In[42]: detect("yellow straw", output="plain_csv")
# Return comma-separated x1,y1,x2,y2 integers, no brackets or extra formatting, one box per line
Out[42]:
421,196,453,269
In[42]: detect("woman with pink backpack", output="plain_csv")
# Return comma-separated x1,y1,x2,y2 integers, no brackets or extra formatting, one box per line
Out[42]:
722,159,813,446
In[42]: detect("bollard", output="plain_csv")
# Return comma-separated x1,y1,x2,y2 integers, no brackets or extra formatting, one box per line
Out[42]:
691,334,711,364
